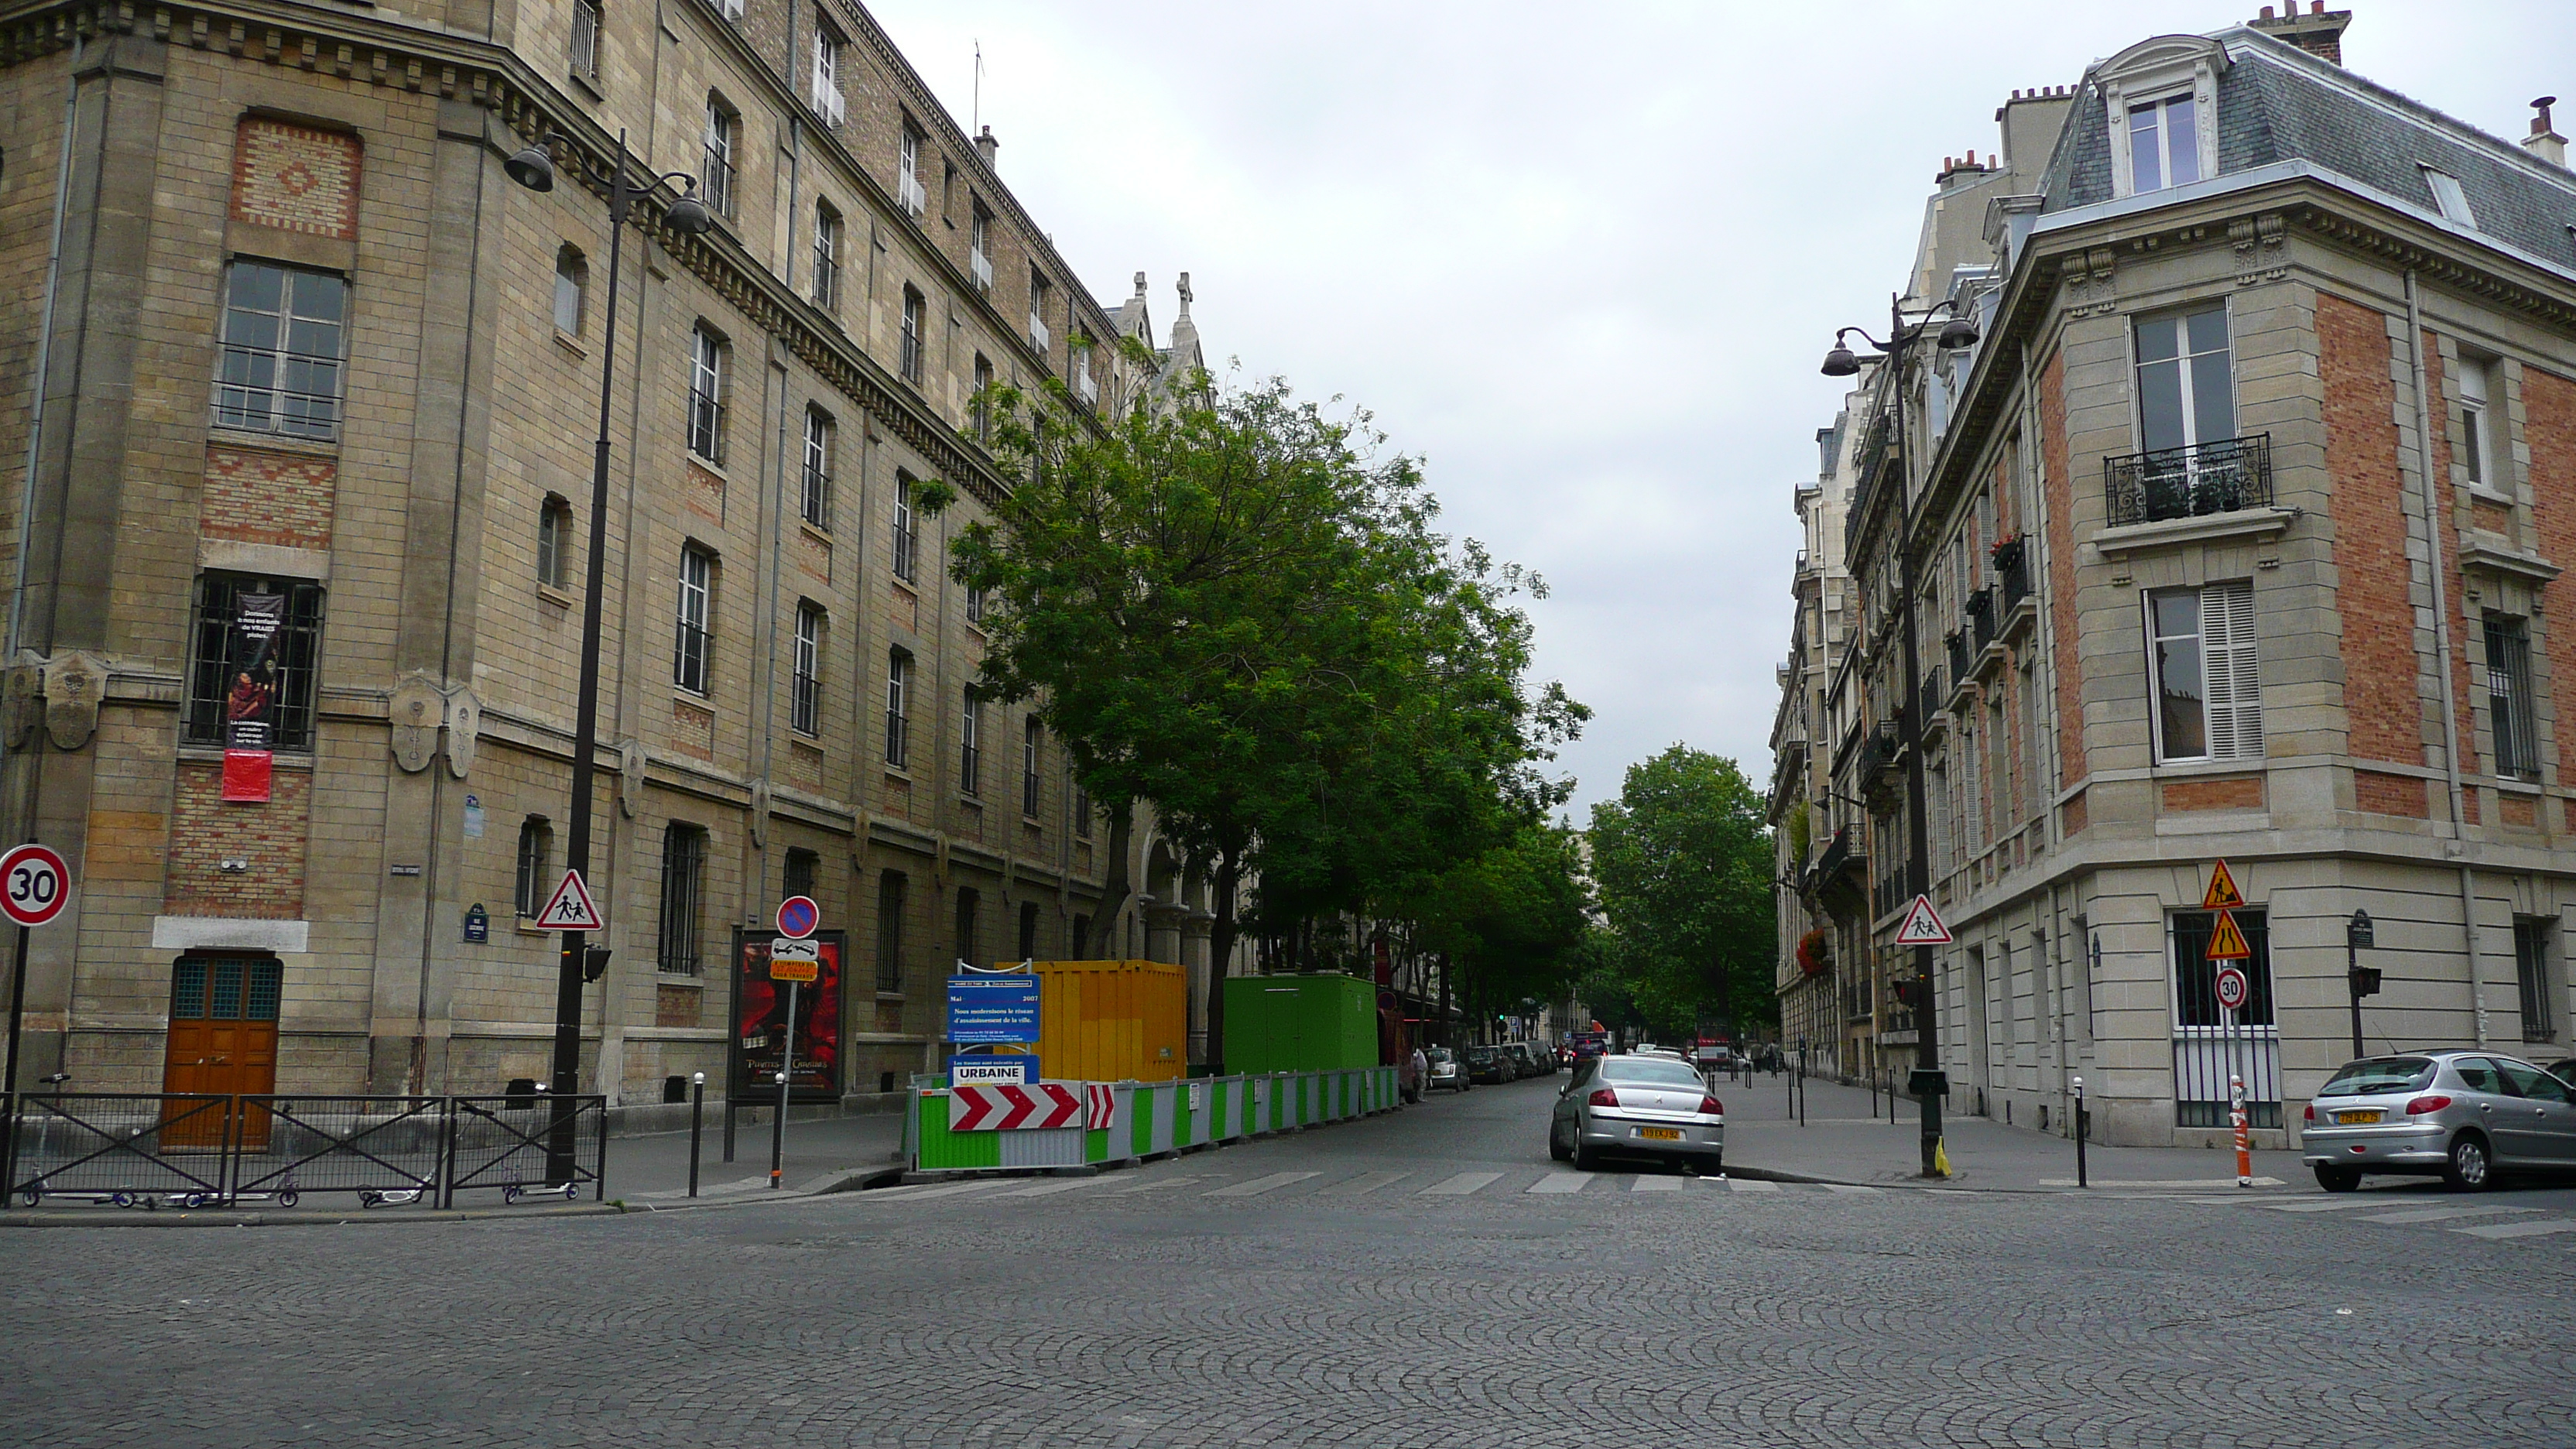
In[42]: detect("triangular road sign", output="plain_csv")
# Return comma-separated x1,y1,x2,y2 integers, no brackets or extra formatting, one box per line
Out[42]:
2205,908,2252,961
536,868,604,931
1893,894,1952,947
2201,858,2245,911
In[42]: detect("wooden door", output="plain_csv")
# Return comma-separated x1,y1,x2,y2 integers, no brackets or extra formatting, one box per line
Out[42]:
161,957,282,1148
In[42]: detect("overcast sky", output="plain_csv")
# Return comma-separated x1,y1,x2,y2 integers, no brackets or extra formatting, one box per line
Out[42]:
866,1,2573,817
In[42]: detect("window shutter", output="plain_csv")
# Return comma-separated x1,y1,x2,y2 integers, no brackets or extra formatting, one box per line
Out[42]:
2200,581,2262,760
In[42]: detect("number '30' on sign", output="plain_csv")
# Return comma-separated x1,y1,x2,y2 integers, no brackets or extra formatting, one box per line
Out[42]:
0,844,71,927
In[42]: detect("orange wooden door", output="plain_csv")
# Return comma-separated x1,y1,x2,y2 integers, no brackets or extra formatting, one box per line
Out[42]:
161,958,283,1148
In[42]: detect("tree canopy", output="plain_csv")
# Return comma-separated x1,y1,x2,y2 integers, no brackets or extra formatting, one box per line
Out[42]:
1585,745,1776,1038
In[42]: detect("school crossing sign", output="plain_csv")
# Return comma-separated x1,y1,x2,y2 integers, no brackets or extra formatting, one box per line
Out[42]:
534,868,604,931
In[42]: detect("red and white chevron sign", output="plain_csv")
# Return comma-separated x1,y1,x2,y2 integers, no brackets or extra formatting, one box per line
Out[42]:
949,1083,1084,1132
1085,1084,1115,1131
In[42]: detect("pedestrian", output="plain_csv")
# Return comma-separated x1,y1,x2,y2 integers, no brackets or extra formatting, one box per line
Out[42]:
1407,1044,1428,1103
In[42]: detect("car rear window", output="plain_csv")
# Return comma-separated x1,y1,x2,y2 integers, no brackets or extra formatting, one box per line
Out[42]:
1426,1049,1452,1063
1600,1057,1707,1088
2318,1057,2435,1096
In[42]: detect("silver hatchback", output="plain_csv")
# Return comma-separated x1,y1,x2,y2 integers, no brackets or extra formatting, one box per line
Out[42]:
1550,1053,1724,1172
2301,1050,2576,1191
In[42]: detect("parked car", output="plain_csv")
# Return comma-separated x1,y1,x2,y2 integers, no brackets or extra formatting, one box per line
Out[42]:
1549,1052,1725,1173
1502,1043,1540,1079
1424,1047,1469,1094
2546,1057,2576,1091
2302,1050,2576,1191
1463,1045,1513,1085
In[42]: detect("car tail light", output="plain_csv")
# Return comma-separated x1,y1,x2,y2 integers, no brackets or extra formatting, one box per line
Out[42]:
2404,1094,2452,1115
1699,1095,1724,1115
1588,1088,1619,1108
2303,1103,2314,1122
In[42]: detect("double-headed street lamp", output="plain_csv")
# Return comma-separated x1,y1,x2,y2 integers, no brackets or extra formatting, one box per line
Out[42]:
1820,293,1978,1179
503,130,715,1181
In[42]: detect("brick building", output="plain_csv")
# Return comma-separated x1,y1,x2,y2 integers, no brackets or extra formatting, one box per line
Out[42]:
1797,8,2576,1149
0,0,1232,1106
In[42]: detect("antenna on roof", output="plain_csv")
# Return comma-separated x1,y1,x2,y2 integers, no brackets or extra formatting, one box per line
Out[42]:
973,39,984,135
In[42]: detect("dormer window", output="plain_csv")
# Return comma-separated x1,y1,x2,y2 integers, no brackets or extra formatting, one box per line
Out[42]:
2128,94,2200,192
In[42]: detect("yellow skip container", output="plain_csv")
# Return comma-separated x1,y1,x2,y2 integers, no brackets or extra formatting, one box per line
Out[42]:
1022,959,1189,1084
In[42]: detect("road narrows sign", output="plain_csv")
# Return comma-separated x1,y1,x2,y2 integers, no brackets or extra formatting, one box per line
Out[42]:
0,844,70,928
2202,859,2245,911
535,868,604,931
2205,909,2252,961
1893,894,1953,947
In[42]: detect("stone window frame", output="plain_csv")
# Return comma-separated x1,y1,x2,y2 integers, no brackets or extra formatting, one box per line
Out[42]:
875,869,907,995
2142,579,2263,766
536,493,574,591
800,405,835,530
182,573,327,754
553,245,587,337
212,259,348,443
674,543,716,696
514,815,553,919
701,93,739,219
958,686,982,798
687,322,729,464
791,599,824,738
811,200,842,313
884,647,913,769
569,0,601,80
2098,36,2224,202
656,821,709,976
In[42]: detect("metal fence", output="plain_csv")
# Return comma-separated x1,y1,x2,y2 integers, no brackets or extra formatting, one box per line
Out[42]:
3,1092,608,1211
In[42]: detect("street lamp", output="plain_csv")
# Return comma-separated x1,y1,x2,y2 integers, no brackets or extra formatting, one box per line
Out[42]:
504,129,714,1182
1819,293,1980,1179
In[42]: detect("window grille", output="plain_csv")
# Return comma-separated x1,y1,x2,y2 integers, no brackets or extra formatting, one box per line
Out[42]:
812,204,841,311
214,262,346,440
2517,918,2557,1043
783,848,818,905
2485,615,2539,781
184,576,325,751
701,99,736,217
885,650,911,768
688,327,727,463
875,872,906,992
1022,717,1042,816
960,690,981,796
792,604,822,736
675,548,713,694
657,824,707,975
899,287,925,382
892,476,920,583
800,409,834,529
570,0,600,77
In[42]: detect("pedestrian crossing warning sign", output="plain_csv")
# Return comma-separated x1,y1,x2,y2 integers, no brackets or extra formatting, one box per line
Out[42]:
535,868,604,931
1893,895,1953,947
2205,909,2252,961
2201,858,2245,911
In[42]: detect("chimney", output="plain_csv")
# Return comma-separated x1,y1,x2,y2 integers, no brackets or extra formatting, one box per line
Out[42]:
2250,2,2352,66
2524,95,2568,168
975,125,999,170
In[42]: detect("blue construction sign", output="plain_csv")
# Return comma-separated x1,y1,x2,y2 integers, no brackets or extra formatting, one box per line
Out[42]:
947,975,1042,1044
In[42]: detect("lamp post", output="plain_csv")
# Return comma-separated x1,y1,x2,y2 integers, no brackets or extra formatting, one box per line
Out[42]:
1821,293,1980,1179
503,129,714,1183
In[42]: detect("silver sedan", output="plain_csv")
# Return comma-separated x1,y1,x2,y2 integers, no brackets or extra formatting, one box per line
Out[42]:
2301,1050,2576,1191
1549,1053,1724,1172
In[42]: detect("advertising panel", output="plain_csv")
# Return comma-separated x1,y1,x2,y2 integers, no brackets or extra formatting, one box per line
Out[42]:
221,591,286,801
731,929,844,1101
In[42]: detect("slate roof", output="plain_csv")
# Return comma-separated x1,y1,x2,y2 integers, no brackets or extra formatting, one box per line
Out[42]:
2037,26,2576,267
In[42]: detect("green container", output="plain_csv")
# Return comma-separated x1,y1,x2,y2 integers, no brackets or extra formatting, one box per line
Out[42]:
1222,974,1379,1074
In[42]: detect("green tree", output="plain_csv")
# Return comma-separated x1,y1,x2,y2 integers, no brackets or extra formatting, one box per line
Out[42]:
1404,818,1594,1032
1586,746,1776,1036
944,368,1579,1070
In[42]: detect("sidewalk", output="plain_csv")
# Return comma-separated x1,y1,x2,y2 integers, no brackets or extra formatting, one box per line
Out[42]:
610,1105,909,1202
1717,1070,2309,1192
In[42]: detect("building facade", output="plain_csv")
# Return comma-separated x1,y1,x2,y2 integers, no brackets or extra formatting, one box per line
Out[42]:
0,0,1231,1107
1804,8,2576,1149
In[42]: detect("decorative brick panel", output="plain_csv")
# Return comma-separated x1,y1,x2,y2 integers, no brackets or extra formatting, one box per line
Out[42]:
231,118,361,240
2471,497,2512,535
2500,793,2538,829
204,444,334,549
164,762,307,918
656,984,700,1028
2161,776,2264,812
2060,789,2087,837
686,461,725,524
786,740,823,795
2317,295,2421,766
2039,352,2083,787
2524,367,2576,783
672,700,714,761
2355,769,2427,817
874,1000,903,1033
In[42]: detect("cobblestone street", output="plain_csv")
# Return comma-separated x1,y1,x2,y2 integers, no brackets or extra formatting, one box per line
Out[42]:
9,1077,2573,1447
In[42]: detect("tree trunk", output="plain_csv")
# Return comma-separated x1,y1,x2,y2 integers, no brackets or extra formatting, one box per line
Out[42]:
1086,804,1136,959
1203,845,1242,1075
1437,951,1452,1047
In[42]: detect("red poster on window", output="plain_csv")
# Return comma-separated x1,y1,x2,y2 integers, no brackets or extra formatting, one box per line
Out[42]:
219,591,286,803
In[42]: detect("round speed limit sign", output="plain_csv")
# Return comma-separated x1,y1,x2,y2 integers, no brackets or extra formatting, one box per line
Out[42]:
0,843,70,927
2214,964,2249,1012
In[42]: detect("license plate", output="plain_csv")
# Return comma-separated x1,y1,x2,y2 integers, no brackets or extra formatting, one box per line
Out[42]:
1637,1126,1683,1142
2334,1109,2383,1125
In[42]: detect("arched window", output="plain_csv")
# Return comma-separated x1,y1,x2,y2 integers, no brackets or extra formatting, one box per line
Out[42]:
553,245,586,334
701,94,738,217
514,816,553,917
537,494,573,589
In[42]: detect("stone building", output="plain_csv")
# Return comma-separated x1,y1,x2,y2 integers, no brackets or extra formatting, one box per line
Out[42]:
1813,7,2576,1149
0,0,1229,1107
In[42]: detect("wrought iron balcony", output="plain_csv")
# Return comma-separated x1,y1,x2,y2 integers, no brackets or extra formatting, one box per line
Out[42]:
1919,665,1945,728
2104,433,2273,526
1967,586,1997,653
1946,631,1970,690
1995,538,2031,613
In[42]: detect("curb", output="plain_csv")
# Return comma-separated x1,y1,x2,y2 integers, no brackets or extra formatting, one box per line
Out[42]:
0,1201,628,1228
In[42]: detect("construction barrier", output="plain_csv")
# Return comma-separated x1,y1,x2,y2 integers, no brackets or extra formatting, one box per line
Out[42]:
910,1066,1398,1176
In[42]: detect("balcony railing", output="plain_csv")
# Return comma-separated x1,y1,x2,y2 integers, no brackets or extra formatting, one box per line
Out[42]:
1918,665,1945,725
2104,433,2273,526
1997,540,2030,613
1814,826,1858,882
1946,632,1970,690
1967,587,1996,653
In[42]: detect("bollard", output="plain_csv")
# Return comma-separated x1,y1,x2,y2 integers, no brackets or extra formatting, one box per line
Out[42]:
2230,1072,2252,1187
769,1070,789,1190
2072,1075,2088,1190
688,1070,706,1198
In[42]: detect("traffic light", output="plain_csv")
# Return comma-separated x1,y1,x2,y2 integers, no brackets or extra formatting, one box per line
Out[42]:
2349,964,2382,999
582,946,613,982
1891,978,1921,1011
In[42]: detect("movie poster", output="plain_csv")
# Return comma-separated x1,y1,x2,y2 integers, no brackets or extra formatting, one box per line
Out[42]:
221,591,286,802
731,929,844,1101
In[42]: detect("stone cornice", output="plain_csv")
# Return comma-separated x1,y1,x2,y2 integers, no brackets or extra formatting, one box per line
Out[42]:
0,0,1016,509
